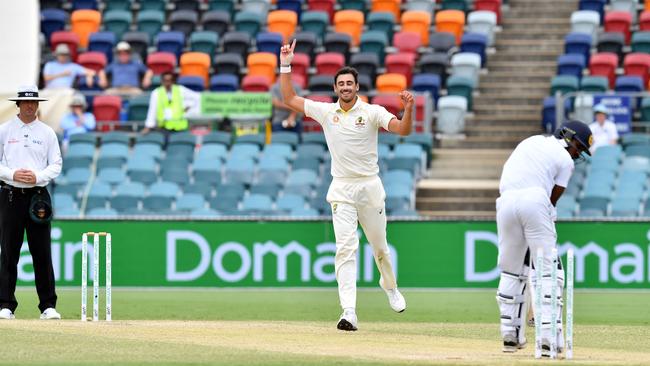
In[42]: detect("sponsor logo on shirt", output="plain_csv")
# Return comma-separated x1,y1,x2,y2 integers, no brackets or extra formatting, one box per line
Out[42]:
7,138,20,144
354,116,366,129
32,139,43,145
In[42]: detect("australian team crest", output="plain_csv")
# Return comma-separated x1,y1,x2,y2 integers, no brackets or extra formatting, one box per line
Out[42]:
354,116,366,128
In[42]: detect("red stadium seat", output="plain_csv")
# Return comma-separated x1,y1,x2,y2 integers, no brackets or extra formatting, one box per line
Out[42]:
241,75,271,91
315,52,345,76
146,52,177,74
640,10,650,30
589,52,618,88
93,95,122,131
605,11,632,44
291,73,306,89
474,0,502,24
50,31,81,61
291,53,311,85
393,31,421,55
624,53,650,88
414,95,425,132
385,53,416,86
307,0,335,22
77,51,107,72
303,94,333,131
371,94,402,123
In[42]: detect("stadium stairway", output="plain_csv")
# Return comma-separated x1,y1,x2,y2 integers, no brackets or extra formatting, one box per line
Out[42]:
417,0,578,218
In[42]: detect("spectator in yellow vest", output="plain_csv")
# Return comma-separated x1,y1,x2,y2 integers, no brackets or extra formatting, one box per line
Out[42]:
142,71,199,135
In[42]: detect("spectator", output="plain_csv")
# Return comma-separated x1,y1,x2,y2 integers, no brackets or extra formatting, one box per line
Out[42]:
43,44,96,89
589,103,619,153
143,71,198,136
59,93,96,147
98,42,153,96
270,78,303,133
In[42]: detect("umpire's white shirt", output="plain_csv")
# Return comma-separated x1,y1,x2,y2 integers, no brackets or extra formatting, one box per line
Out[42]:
304,97,395,178
0,116,62,188
499,135,574,197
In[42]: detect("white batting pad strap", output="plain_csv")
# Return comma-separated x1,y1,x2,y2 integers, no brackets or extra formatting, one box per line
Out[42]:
501,315,523,327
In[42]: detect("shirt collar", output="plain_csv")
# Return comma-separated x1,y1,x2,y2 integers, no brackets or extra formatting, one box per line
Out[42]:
13,115,39,130
335,96,363,113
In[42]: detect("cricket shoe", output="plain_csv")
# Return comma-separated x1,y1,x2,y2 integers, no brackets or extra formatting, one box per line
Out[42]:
541,339,563,357
0,308,15,320
40,308,61,320
337,310,358,331
385,288,406,313
502,334,526,353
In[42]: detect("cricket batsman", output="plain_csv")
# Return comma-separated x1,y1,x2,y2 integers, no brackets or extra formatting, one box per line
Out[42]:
279,39,411,331
495,120,592,354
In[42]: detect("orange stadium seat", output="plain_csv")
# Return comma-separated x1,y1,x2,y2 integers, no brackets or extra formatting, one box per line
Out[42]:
624,53,650,88
589,52,618,88
77,51,107,72
334,10,364,46
241,75,271,91
376,73,407,93
393,31,421,55
401,11,432,46
93,95,122,131
641,11,650,31
307,0,335,21
50,31,80,61
247,52,278,83
71,9,101,48
147,52,177,74
435,10,465,44
267,10,298,41
605,11,632,44
647,0,650,10
315,52,345,76
371,0,401,22
385,53,416,85
180,52,211,85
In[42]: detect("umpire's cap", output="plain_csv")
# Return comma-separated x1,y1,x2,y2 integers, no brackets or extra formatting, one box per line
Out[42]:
554,120,593,156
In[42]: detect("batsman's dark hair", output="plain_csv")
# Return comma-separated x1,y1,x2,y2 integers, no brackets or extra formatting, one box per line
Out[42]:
334,66,359,85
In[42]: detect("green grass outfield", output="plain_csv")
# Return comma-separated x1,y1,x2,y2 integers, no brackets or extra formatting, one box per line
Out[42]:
1,288,649,365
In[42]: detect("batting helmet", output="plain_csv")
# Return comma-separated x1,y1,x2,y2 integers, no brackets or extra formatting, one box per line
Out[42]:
554,120,593,156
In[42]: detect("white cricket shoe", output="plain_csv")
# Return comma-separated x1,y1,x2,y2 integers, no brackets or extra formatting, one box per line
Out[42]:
40,308,61,320
502,334,526,353
337,309,358,331
385,288,406,313
0,308,15,320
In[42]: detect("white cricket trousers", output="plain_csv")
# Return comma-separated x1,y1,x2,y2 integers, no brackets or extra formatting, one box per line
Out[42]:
496,187,557,275
327,175,397,310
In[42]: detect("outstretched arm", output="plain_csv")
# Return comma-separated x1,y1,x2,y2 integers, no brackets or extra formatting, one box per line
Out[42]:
279,39,306,114
387,91,414,136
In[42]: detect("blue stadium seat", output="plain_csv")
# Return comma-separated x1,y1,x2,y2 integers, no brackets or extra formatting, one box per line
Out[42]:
132,143,163,161
224,157,256,184
277,0,303,18
126,157,157,185
66,168,92,186
276,194,306,212
557,54,586,80
412,74,441,103
301,133,327,147
136,131,165,146
53,193,77,212
193,159,223,185
175,193,206,212
161,164,191,186
156,31,185,59
250,183,281,197
565,32,592,64
296,143,326,161
202,131,232,147
178,75,206,91
66,143,95,159
292,156,320,174
86,208,119,218
383,170,414,187
86,182,112,210
196,144,228,162
184,181,214,198
41,9,67,44
290,207,320,217
97,167,127,185
241,194,274,215
610,197,640,217
209,74,239,91
257,156,290,185
615,76,644,93
230,143,261,161
235,134,265,148
256,32,283,56
385,182,412,212
191,207,221,217
460,33,488,67
72,0,98,10
285,169,318,197
271,132,300,148
261,144,293,161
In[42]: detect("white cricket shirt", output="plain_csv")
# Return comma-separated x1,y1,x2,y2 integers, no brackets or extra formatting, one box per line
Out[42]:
304,97,396,178
0,116,62,188
589,120,619,153
499,135,574,197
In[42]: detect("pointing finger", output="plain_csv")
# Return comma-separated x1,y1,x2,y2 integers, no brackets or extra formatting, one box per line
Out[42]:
290,39,296,52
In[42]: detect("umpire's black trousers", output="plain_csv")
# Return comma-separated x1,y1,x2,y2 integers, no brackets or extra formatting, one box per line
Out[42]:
0,185,57,312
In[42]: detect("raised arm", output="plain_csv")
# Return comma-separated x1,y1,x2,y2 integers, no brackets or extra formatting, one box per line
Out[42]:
387,91,414,136
280,39,306,114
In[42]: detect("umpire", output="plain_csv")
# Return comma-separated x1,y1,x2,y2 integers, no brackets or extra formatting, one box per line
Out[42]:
0,86,62,320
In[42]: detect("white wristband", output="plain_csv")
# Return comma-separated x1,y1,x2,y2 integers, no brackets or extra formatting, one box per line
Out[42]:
280,65,292,73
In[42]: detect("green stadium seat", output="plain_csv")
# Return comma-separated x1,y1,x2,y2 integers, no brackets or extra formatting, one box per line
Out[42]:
340,0,368,14
136,10,165,42
446,75,476,110
360,30,389,64
367,12,396,43
139,0,166,11
103,10,132,40
441,0,468,12
631,31,650,53
300,11,329,43
208,0,236,16
580,76,609,92
104,0,131,11
550,75,579,95
189,31,219,55
234,11,264,38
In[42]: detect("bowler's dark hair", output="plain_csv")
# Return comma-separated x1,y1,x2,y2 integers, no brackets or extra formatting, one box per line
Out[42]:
334,67,359,85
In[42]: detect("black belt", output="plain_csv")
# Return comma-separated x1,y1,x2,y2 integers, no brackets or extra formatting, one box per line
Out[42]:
0,182,44,194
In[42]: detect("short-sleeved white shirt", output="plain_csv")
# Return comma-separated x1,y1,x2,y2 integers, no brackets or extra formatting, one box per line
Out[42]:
499,135,575,197
304,97,396,178
589,120,619,153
